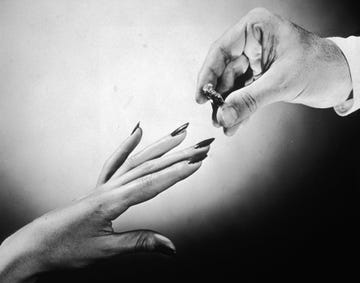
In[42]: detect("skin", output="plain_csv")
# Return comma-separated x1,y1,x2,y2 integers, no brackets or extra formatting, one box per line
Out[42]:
196,8,353,136
0,124,211,283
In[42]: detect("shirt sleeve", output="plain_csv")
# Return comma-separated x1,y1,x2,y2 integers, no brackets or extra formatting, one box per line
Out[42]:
328,36,360,116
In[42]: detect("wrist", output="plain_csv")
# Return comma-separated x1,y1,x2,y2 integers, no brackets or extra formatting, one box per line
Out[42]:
0,233,44,283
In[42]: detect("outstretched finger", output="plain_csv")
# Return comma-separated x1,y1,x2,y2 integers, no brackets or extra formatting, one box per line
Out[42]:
196,42,229,104
105,230,176,256
111,122,189,179
112,138,213,186
105,160,202,218
97,122,142,185
195,16,250,104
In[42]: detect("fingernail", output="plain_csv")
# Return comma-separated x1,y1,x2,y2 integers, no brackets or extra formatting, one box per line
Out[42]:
154,234,176,256
194,138,215,149
159,245,177,256
170,122,189,136
188,154,208,164
131,121,140,135
220,106,238,128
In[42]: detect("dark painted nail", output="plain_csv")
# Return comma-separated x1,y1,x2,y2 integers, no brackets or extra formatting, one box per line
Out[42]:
194,138,215,149
158,245,177,256
188,154,208,164
131,121,140,135
170,122,189,136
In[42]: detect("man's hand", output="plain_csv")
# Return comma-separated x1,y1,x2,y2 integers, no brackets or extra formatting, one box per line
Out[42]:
196,8,353,136
0,122,213,283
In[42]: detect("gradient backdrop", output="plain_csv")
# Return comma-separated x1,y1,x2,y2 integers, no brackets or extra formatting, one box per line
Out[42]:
0,0,359,281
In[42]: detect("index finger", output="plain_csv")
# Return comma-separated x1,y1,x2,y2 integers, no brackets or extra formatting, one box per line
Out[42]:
196,16,249,104
195,43,228,104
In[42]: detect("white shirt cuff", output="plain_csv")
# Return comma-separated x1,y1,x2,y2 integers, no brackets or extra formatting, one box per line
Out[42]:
328,36,360,116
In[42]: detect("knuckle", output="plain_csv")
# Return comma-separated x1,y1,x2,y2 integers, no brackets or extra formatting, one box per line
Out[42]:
141,160,155,172
93,202,109,218
240,92,258,113
174,162,189,179
247,7,271,20
125,155,137,168
212,40,230,61
85,197,109,218
97,183,111,193
140,174,154,187
244,8,277,31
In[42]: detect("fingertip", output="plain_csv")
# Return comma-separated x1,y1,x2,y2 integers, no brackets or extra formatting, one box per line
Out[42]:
135,126,143,137
187,160,203,170
212,118,221,128
129,125,143,144
130,121,140,135
110,231,177,256
169,123,188,146
223,127,236,136
170,122,189,137
211,103,221,128
173,129,187,144
188,152,208,164
223,129,232,136
154,234,176,255
217,105,238,128
223,121,242,136
195,94,208,104
154,234,175,248
199,145,211,155
196,83,213,104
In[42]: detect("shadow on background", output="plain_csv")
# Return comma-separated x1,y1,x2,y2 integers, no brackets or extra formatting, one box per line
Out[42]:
0,174,36,242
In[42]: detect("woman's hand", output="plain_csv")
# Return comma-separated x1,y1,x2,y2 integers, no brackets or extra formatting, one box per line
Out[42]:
196,8,352,136
0,122,214,283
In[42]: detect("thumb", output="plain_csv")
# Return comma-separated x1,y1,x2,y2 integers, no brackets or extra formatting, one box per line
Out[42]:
217,65,285,128
107,230,176,256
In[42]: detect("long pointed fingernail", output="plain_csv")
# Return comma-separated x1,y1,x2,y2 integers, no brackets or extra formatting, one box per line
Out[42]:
194,138,215,149
158,244,177,256
188,154,208,164
131,121,140,135
170,122,189,136
155,234,177,256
